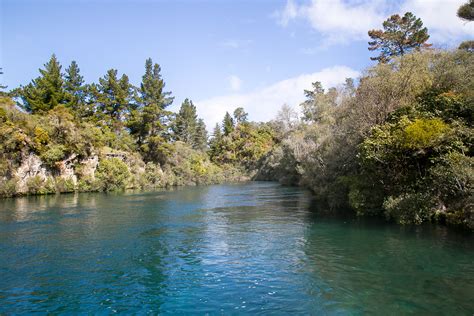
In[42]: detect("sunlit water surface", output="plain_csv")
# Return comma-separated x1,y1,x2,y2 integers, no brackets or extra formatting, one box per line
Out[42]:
0,182,473,314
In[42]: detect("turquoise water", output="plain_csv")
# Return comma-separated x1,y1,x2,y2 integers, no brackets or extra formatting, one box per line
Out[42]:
0,182,472,314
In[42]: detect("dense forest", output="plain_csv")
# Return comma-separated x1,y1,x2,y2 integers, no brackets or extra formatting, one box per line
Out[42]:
0,5,473,230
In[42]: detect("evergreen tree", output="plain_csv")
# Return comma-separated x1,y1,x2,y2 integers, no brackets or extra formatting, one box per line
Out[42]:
0,68,7,93
64,61,87,115
19,54,67,113
457,0,474,22
174,98,198,143
209,123,223,158
94,69,133,126
233,107,248,124
368,12,431,63
129,58,174,145
222,112,234,135
193,119,208,151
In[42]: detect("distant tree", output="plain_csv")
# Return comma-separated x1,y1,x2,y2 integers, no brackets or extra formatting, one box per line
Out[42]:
64,61,87,114
300,81,336,123
94,69,134,127
222,112,234,135
458,40,474,52
368,12,431,63
275,104,298,134
457,0,474,22
193,119,208,151
0,68,7,93
233,107,248,124
174,98,198,143
18,54,67,113
209,123,223,158
129,58,173,145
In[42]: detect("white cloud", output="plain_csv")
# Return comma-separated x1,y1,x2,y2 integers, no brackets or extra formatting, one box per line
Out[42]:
402,0,474,44
276,0,387,44
195,66,359,128
228,75,242,91
276,0,473,45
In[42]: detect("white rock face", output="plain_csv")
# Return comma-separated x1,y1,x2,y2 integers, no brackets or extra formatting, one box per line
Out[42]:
78,155,99,179
14,153,50,193
12,152,101,193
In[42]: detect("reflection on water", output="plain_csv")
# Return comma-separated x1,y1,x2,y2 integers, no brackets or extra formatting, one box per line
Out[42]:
0,182,472,314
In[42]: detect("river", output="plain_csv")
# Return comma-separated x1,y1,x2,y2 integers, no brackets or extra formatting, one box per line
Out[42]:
0,182,472,314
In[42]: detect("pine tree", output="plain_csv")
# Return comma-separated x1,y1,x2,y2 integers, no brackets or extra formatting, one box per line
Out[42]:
209,123,223,158
222,112,234,135
94,69,133,126
129,59,174,146
19,54,67,113
193,118,208,151
457,0,474,22
64,61,87,115
368,12,431,63
0,68,7,93
173,98,198,143
233,107,248,125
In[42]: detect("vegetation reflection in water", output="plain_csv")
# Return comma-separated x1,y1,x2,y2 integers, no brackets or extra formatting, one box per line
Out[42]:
0,182,473,314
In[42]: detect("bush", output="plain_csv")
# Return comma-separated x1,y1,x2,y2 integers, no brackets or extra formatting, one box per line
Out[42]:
55,177,76,193
0,178,17,197
26,176,56,195
95,158,130,191
40,144,66,168
383,192,436,225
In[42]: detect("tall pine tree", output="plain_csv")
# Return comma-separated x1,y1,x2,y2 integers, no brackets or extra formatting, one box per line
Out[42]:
129,58,174,145
94,69,134,127
19,54,67,113
173,98,198,143
193,118,208,151
64,61,87,115
222,112,234,136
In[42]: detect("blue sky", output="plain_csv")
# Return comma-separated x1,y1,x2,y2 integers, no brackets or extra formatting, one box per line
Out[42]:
1,0,473,127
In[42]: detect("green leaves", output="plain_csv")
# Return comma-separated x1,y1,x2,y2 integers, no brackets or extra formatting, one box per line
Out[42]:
368,12,431,63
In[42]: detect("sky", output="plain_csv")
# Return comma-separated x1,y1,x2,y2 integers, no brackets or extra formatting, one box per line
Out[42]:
1,0,473,128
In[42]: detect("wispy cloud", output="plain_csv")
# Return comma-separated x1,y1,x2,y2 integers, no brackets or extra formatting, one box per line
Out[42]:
275,0,473,46
195,66,359,128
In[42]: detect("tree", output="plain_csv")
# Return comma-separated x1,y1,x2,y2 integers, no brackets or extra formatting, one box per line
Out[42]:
368,12,431,63
94,69,134,126
129,58,174,145
458,40,474,52
0,68,6,93
174,98,198,143
300,81,336,123
19,54,67,113
233,107,248,124
222,112,234,135
64,61,87,114
457,0,474,22
193,119,208,151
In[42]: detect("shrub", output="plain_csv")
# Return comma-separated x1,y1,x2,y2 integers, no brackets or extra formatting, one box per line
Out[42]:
0,178,17,197
55,177,76,193
40,144,66,168
95,158,130,191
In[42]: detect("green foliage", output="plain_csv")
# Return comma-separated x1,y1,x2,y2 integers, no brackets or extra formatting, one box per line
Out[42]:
95,158,130,191
18,54,67,113
55,177,76,193
401,118,449,149
26,176,56,195
0,178,17,197
457,0,474,22
222,112,234,136
40,144,66,168
368,12,431,62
